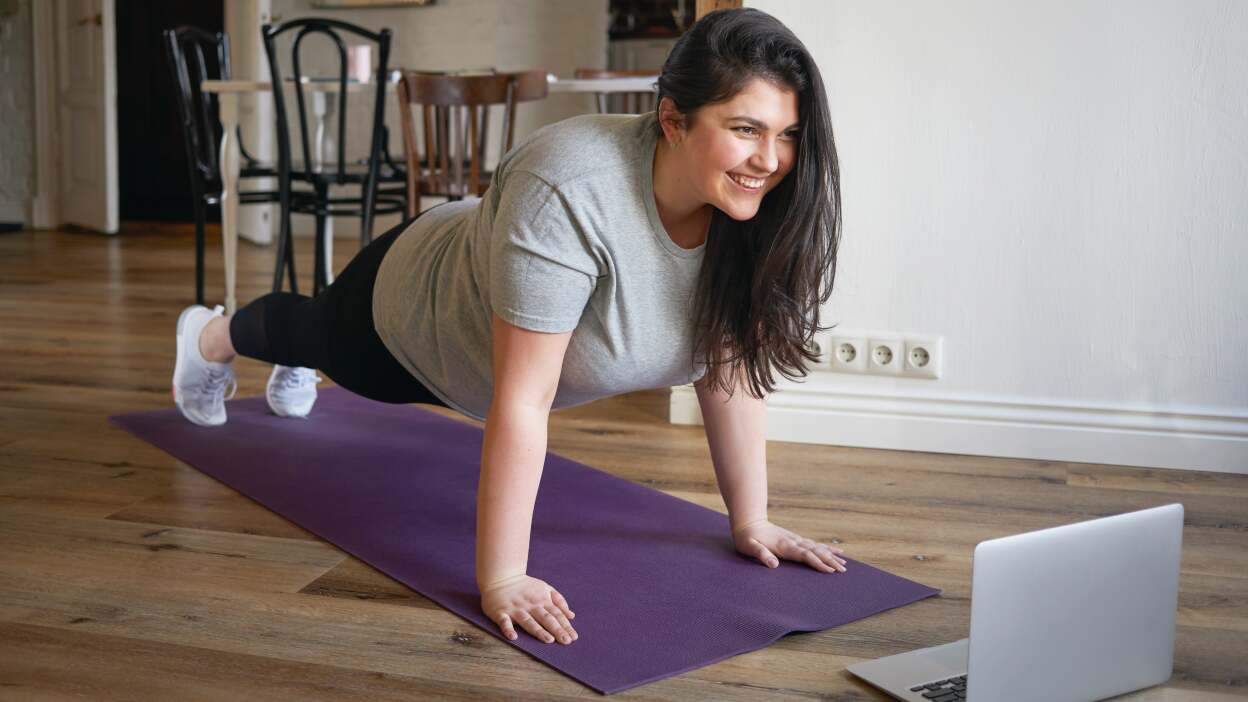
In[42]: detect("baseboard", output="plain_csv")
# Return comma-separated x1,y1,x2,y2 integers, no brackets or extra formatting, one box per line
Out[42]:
670,381,1248,475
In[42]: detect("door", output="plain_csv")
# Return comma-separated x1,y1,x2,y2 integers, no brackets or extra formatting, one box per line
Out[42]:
116,1,223,221
56,0,119,233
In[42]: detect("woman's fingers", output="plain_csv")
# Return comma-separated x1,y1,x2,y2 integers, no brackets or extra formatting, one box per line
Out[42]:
544,605,577,642
812,546,847,572
496,612,518,640
749,537,779,568
513,610,553,643
816,544,848,570
801,549,832,572
550,589,575,620
534,606,570,644
495,608,576,644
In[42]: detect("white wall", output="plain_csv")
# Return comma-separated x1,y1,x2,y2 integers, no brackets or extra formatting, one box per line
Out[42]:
0,0,34,224
672,0,1248,473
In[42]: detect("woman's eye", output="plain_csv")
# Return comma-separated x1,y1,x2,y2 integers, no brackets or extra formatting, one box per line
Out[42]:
734,126,800,139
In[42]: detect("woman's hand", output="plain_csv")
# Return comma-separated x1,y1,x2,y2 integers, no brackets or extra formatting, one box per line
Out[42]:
480,574,578,645
732,519,848,573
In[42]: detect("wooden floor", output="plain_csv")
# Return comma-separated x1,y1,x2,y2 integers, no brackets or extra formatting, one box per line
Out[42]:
0,225,1245,700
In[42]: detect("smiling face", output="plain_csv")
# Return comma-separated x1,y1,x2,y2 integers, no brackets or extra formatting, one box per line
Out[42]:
659,77,802,222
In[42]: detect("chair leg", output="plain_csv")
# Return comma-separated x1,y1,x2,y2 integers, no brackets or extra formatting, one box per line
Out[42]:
313,187,329,296
284,224,297,295
191,191,206,306
360,184,377,249
272,190,298,295
271,203,288,293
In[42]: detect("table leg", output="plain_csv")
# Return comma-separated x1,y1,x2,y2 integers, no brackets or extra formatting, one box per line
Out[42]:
217,93,241,315
313,93,335,286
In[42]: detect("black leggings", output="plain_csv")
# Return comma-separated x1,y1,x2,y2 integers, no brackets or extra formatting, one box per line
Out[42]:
228,218,448,407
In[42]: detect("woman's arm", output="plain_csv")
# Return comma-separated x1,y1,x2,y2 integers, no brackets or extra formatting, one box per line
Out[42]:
477,311,570,589
476,311,579,645
693,366,770,533
694,366,849,574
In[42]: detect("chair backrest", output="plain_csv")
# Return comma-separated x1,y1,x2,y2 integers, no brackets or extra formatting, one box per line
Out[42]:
574,68,658,115
261,18,392,185
396,69,547,214
163,26,232,186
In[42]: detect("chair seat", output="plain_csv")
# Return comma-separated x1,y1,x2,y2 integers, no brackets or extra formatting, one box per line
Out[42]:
240,161,278,178
203,190,280,207
287,189,406,218
287,158,406,184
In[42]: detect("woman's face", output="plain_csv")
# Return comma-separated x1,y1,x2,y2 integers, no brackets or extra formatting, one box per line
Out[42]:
667,78,801,221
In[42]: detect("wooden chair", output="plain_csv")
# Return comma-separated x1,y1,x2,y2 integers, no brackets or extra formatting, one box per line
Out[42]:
574,68,659,115
395,69,548,217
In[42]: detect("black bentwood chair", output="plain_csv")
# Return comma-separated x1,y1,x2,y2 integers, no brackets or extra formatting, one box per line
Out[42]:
164,26,280,305
261,18,407,297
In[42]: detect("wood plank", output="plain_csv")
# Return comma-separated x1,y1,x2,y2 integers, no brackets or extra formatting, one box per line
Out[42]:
0,507,343,595
0,621,578,701
300,555,439,609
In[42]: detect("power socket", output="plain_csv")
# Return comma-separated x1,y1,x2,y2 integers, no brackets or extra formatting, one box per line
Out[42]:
866,337,904,375
827,334,868,373
806,331,832,365
903,336,943,379
820,330,943,379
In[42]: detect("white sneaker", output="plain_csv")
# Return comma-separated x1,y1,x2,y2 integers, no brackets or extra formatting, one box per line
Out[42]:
172,304,237,426
266,365,321,418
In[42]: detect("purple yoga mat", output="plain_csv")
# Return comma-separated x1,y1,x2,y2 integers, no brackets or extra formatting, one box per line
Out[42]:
112,388,939,694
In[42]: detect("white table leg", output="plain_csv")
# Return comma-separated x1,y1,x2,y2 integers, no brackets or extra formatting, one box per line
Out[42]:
217,93,241,315
313,92,335,286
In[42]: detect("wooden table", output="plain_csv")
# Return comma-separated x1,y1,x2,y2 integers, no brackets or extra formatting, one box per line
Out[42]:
202,74,659,314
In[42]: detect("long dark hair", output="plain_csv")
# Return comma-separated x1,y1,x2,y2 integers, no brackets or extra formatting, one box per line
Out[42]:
657,8,841,399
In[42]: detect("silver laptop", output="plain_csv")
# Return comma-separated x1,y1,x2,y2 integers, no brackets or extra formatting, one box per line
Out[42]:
847,503,1183,702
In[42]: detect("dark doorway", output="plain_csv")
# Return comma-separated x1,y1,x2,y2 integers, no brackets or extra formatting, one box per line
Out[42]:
116,1,224,222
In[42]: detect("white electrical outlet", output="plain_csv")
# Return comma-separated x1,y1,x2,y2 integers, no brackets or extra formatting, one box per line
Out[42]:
827,334,868,373
807,330,833,366
821,330,945,379
903,336,943,379
866,337,904,375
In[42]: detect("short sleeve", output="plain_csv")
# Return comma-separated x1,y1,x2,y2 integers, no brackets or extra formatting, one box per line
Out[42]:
488,171,600,333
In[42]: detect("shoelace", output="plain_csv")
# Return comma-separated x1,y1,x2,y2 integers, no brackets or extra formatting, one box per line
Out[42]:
279,368,322,390
205,365,238,400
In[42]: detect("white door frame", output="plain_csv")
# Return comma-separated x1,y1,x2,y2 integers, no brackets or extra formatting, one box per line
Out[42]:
32,0,120,233
30,1,60,230
54,0,120,234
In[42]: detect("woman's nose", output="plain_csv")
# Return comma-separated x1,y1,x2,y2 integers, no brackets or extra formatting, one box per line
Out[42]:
751,139,780,173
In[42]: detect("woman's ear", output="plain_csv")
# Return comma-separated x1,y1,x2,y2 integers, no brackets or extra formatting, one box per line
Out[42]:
657,97,687,146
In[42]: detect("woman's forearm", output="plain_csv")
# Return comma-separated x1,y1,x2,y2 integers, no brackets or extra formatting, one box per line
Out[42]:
476,401,550,591
694,374,770,531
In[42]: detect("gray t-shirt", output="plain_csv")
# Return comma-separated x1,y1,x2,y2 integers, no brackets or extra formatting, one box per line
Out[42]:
372,111,707,421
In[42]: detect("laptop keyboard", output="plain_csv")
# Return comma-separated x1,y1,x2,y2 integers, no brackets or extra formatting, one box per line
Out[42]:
909,674,967,700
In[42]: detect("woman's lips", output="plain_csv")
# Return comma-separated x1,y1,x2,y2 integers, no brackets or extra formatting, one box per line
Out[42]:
727,172,765,192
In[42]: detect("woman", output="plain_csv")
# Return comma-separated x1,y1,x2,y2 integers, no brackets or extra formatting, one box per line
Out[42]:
171,8,845,647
